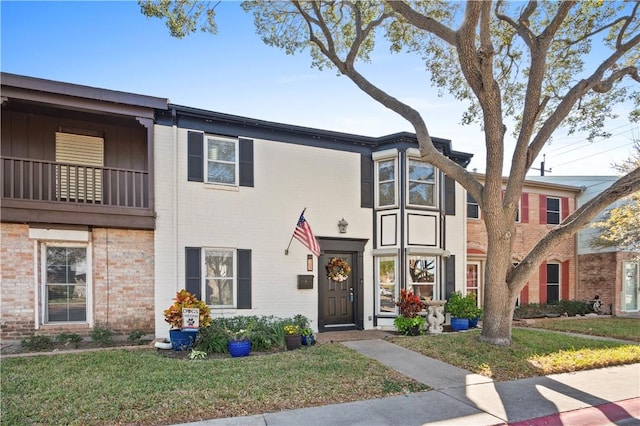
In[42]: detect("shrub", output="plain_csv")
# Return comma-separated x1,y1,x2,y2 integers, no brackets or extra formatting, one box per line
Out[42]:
127,330,148,345
445,291,477,319
21,335,53,352
91,326,114,346
393,315,426,336
514,300,597,319
194,315,303,353
56,333,83,348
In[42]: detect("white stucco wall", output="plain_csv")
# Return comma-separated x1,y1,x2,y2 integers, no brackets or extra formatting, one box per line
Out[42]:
154,125,373,336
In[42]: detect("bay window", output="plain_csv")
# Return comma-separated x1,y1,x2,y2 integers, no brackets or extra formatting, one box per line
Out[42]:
407,159,436,207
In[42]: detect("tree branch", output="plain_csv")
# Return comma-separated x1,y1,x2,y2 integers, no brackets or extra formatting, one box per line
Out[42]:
384,1,457,45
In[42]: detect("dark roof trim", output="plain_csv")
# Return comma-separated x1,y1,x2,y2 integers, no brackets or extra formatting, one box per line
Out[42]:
1,72,168,110
163,103,473,167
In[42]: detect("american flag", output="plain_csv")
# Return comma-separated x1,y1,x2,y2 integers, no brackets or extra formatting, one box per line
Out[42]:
294,212,321,257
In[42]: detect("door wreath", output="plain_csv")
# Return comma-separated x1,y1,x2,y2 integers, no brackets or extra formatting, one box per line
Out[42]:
326,257,351,282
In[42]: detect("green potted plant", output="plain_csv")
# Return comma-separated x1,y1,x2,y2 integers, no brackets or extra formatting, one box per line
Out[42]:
445,291,475,331
293,314,315,346
227,328,251,357
393,289,426,336
164,289,211,351
465,293,483,328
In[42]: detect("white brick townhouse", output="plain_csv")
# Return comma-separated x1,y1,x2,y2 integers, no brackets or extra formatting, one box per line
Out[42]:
152,104,473,337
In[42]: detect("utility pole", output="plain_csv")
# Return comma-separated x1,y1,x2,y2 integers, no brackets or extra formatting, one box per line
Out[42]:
531,154,552,176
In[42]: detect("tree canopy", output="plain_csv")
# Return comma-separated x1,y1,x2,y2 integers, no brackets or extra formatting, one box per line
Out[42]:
140,0,640,345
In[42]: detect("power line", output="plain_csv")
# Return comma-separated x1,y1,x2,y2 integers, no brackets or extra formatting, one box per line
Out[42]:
552,140,636,168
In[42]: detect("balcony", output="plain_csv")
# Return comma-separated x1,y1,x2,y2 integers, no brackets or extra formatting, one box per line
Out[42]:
1,156,155,229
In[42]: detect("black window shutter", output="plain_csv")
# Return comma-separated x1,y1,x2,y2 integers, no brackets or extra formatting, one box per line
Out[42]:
361,154,374,208
185,247,202,300
445,255,456,299
444,175,456,215
237,249,252,309
239,138,254,187
188,131,204,182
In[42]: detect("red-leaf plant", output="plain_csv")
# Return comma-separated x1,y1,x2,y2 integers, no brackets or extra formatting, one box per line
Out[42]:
395,289,425,318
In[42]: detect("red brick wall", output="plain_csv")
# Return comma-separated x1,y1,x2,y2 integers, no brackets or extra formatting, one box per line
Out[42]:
0,223,154,340
0,223,37,339
467,190,577,304
577,251,637,315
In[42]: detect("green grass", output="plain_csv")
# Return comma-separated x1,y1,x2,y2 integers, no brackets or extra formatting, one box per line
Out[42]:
2,318,639,425
1,343,426,425
520,317,640,342
389,326,640,381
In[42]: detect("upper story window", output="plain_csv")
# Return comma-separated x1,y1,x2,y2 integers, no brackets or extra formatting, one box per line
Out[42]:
467,193,480,219
547,197,561,225
407,159,436,207
206,136,238,185
378,159,396,207
372,149,399,208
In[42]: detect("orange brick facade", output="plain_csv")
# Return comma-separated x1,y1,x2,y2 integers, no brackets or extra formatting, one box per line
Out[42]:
467,184,579,306
0,223,154,340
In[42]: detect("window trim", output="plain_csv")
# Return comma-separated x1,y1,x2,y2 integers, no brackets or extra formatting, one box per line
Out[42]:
546,196,561,225
407,254,438,301
405,158,438,208
546,262,561,303
40,242,92,325
205,135,239,186
375,255,398,316
467,193,480,219
203,247,237,308
375,156,399,208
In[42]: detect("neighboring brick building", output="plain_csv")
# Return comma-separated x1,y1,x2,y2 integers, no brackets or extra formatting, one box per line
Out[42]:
466,176,582,307
530,176,639,315
0,73,167,340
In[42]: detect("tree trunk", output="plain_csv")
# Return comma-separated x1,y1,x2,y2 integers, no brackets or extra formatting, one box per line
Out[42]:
478,210,518,345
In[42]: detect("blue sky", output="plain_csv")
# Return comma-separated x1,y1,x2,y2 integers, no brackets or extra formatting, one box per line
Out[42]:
2,1,637,176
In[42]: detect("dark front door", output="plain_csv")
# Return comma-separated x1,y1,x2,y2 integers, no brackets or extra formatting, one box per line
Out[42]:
319,252,356,329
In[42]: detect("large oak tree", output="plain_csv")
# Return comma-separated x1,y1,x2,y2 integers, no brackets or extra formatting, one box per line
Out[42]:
141,0,640,345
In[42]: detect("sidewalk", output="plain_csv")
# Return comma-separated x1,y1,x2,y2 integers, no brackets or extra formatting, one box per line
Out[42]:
176,339,640,426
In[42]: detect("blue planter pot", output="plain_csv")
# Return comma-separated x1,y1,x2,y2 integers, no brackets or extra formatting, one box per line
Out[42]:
301,334,315,346
228,339,251,357
469,317,480,328
169,329,197,351
450,317,470,331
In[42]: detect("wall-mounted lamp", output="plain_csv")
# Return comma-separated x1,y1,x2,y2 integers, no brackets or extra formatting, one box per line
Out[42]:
338,217,349,233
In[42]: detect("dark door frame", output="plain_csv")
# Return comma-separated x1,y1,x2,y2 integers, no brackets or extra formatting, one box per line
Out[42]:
317,237,368,332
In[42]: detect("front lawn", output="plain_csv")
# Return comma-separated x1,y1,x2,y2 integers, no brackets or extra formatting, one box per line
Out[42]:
518,317,640,342
389,325,640,381
1,343,426,425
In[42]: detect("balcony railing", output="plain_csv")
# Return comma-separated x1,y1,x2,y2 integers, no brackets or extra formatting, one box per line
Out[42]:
1,157,150,209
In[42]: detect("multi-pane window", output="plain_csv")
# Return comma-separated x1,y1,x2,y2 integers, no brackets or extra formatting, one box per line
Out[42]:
206,136,237,185
204,248,236,307
377,256,397,314
466,263,480,302
546,263,560,303
547,197,561,224
407,159,436,207
45,246,87,323
467,193,479,219
408,255,436,301
377,159,396,207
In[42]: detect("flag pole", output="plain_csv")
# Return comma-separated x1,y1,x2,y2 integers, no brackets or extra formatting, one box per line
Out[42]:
285,207,306,255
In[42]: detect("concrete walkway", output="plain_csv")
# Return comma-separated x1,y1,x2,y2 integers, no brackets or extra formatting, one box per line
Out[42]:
175,338,640,426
